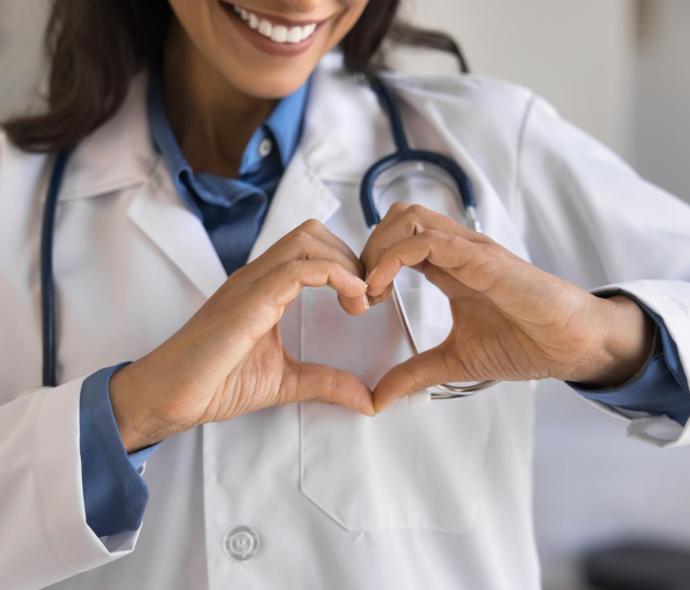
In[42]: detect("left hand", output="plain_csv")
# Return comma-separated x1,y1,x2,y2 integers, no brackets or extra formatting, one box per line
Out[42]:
361,203,656,412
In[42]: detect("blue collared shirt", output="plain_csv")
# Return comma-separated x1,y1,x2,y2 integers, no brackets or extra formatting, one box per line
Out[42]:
147,65,310,273
77,70,689,539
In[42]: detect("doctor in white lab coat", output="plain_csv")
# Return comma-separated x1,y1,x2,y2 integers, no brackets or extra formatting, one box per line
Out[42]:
1,0,690,589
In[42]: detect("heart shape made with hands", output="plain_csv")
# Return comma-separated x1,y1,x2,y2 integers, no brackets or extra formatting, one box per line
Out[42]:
333,202,626,413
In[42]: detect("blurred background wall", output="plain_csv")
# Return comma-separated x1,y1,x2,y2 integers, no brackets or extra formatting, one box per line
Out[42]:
2,1,689,589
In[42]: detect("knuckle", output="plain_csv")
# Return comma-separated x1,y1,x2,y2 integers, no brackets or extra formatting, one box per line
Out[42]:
418,228,440,244
300,218,324,233
403,205,427,234
387,202,408,216
290,229,314,253
280,259,303,277
407,203,427,217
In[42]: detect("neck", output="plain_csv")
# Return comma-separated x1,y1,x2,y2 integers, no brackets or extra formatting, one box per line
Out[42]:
162,20,275,176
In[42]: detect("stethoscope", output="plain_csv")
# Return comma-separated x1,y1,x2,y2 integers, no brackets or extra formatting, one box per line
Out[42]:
40,73,497,398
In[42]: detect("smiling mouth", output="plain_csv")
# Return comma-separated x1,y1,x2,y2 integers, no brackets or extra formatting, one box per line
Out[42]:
222,2,320,45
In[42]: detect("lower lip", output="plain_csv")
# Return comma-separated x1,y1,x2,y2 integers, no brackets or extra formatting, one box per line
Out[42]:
220,2,321,57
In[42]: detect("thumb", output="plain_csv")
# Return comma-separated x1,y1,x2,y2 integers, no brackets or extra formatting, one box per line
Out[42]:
373,348,453,412
284,358,375,416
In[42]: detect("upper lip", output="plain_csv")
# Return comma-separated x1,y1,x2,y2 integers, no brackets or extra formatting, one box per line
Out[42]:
223,2,330,27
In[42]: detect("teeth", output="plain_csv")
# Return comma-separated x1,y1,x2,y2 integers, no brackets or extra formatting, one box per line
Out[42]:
271,25,288,43
258,19,272,36
286,26,302,43
230,3,318,44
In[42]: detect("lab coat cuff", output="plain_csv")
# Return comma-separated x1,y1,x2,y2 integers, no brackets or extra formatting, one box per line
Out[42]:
587,280,690,447
35,376,140,574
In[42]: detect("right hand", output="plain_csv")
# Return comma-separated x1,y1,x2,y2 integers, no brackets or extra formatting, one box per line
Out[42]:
109,220,373,452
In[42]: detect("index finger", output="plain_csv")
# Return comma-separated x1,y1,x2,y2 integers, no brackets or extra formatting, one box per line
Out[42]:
360,203,483,278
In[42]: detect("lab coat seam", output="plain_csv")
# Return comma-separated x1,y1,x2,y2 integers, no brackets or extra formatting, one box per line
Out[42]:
509,93,539,236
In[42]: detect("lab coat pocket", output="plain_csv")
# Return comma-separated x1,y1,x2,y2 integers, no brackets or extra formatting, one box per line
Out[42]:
299,284,494,534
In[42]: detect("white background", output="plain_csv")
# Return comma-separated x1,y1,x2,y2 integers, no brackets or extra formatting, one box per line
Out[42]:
2,1,690,589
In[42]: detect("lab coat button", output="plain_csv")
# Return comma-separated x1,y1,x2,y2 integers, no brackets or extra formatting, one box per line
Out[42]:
258,138,272,158
223,526,260,561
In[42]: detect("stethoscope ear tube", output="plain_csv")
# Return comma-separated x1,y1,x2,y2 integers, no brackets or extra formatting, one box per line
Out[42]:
363,73,497,398
41,149,73,387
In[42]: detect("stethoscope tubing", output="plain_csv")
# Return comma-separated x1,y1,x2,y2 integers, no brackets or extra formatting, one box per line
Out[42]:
362,72,497,398
41,148,73,387
39,74,498,399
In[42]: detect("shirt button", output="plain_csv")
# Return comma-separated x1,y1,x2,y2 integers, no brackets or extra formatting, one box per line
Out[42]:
258,138,273,158
223,525,260,561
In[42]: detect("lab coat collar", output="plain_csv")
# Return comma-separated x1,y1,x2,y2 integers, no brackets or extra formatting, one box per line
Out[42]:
127,158,228,298
59,72,155,202
298,52,395,184
57,53,391,296
58,53,386,202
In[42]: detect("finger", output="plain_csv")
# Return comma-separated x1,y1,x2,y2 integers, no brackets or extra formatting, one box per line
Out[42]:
284,358,374,416
361,203,484,278
264,259,369,310
300,220,369,315
367,230,483,297
373,348,453,412
249,224,362,280
298,219,365,277
367,284,393,306
244,221,367,315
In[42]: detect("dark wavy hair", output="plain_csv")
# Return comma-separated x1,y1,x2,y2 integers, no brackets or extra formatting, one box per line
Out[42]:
4,0,468,153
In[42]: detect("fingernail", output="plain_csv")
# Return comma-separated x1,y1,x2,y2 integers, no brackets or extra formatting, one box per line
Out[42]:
367,267,379,284
362,294,370,310
355,277,368,289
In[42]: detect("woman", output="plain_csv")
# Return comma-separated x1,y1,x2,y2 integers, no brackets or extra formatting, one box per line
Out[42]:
1,1,689,588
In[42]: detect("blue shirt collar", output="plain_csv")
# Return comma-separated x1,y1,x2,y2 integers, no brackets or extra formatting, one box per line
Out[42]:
147,64,310,180
257,81,309,170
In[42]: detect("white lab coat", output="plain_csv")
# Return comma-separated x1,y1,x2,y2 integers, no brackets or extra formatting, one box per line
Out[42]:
1,53,690,590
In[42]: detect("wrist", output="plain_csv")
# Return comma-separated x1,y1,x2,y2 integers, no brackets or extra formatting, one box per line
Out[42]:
109,359,179,452
571,295,656,388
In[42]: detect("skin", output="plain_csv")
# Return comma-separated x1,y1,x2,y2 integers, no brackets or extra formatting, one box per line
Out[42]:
162,0,367,176
111,0,655,450
361,204,655,412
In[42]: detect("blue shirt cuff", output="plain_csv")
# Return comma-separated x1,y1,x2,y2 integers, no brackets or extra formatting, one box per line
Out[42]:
569,296,690,426
79,363,159,537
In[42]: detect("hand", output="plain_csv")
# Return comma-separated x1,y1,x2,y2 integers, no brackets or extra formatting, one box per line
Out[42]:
361,203,655,411
110,220,373,451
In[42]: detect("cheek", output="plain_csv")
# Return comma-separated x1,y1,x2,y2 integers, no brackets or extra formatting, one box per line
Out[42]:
167,0,217,49
318,1,368,54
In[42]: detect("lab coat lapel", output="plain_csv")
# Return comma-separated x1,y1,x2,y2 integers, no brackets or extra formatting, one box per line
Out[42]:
247,149,341,262
127,158,227,299
247,54,386,260
56,71,227,299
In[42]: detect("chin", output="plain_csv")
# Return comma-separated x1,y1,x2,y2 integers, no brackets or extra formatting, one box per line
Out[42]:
224,63,314,99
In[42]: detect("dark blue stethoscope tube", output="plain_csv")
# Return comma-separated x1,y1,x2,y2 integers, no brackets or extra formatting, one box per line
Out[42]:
40,74,490,396
41,148,73,387
359,73,478,230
